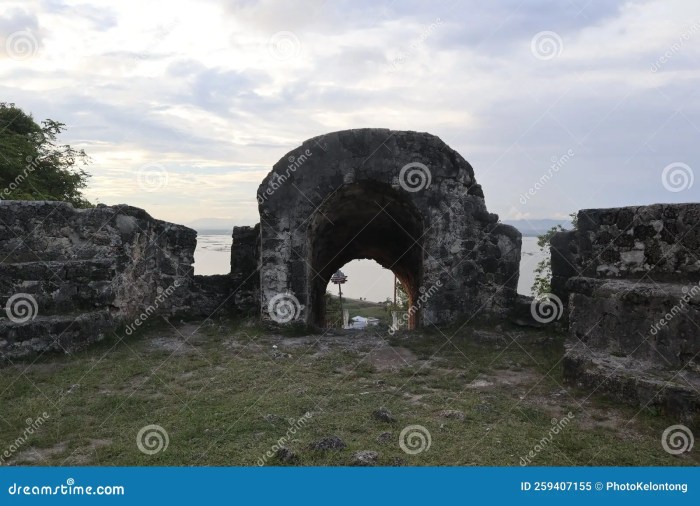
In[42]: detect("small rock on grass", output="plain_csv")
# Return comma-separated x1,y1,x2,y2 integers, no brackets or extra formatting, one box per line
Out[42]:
372,407,396,423
274,446,299,464
351,450,379,466
308,435,347,451
438,409,465,421
376,431,393,444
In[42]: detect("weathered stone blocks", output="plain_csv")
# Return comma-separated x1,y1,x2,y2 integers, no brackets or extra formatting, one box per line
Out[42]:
0,201,197,361
257,128,521,327
1,128,525,358
552,203,700,419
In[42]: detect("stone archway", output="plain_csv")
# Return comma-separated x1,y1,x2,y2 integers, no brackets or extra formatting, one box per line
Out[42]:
307,181,423,328
257,128,522,328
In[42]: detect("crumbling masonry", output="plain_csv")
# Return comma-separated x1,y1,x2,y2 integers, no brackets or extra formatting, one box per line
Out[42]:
551,204,700,421
0,129,698,421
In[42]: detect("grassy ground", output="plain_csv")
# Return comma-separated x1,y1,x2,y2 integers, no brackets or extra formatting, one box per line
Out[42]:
0,317,696,466
327,295,391,324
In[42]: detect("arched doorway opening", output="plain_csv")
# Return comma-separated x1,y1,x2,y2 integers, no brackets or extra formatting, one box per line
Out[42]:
323,259,402,329
307,182,423,329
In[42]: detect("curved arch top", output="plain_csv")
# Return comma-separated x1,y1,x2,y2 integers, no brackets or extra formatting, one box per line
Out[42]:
257,128,521,327
257,128,485,213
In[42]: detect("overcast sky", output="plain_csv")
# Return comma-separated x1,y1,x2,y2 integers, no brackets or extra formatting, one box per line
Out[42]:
1,0,699,227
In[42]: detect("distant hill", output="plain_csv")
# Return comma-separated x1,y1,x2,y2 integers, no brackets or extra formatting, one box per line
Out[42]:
502,219,573,237
185,218,235,233
186,217,572,237
196,229,232,235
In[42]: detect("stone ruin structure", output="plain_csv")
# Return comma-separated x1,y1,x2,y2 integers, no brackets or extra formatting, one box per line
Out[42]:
0,129,522,361
0,202,196,359
551,204,700,421
256,129,521,328
0,128,697,421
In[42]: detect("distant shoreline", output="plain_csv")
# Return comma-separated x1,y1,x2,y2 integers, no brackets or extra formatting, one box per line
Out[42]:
192,220,572,238
195,229,232,235
196,229,546,237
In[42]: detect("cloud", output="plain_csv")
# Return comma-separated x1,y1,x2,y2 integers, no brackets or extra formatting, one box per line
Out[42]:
40,1,118,30
1,0,698,225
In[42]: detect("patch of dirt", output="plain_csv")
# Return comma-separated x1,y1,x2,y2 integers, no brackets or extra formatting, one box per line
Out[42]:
559,398,645,441
229,331,402,361
402,392,428,407
62,438,114,465
461,365,643,440
470,366,628,437
98,373,152,395
179,371,196,380
490,368,541,387
366,346,417,371
13,441,68,464
466,367,542,390
223,339,265,353
88,438,113,449
466,378,495,389
144,323,213,354
147,336,199,355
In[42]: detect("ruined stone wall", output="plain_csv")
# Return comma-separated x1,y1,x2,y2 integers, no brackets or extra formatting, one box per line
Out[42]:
551,204,700,419
185,224,260,318
230,224,260,313
552,204,700,300
0,201,197,361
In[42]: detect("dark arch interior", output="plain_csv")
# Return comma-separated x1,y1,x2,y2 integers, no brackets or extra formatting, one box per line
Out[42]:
307,182,423,328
